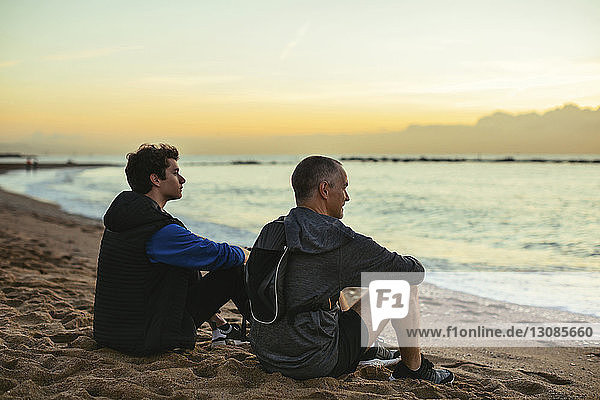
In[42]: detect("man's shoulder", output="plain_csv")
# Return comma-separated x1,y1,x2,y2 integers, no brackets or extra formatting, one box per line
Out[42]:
261,215,286,230
254,216,287,249
104,191,182,233
257,216,285,232
152,223,189,237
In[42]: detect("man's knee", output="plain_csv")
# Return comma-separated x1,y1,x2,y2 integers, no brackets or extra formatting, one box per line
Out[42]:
204,264,244,283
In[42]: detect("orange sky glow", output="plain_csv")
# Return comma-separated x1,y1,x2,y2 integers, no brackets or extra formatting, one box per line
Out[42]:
1,1,598,153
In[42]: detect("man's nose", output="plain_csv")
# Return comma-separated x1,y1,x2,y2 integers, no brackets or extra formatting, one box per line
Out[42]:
179,175,186,184
345,191,350,202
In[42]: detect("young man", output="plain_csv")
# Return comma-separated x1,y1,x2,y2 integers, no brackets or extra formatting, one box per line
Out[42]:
249,156,453,383
93,143,249,355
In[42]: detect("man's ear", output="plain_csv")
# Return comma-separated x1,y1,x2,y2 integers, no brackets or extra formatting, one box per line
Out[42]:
318,181,329,199
149,173,161,187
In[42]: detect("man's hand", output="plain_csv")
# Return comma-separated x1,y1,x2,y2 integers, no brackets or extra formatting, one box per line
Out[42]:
241,247,250,264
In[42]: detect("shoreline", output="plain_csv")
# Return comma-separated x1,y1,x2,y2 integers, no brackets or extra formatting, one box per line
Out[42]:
2,178,596,323
0,170,599,398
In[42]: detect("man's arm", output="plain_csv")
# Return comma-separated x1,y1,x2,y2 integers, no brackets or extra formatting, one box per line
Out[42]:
339,233,425,288
146,224,246,270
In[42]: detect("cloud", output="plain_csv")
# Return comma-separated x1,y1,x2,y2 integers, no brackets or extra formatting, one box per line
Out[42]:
0,60,21,68
280,21,311,60
390,103,600,154
44,45,144,61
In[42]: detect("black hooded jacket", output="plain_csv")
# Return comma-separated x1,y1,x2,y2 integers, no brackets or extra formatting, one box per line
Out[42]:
93,191,196,355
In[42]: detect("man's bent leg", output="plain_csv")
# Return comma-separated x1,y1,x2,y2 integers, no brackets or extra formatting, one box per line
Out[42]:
352,286,422,370
186,266,250,327
391,287,421,370
208,313,227,330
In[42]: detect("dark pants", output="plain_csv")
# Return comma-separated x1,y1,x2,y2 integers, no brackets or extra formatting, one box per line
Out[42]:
185,265,250,327
328,309,369,377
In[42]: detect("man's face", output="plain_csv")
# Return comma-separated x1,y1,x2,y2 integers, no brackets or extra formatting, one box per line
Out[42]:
158,158,186,201
325,167,350,219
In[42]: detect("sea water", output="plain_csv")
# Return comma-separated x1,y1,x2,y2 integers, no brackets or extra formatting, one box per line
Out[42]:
2,154,598,316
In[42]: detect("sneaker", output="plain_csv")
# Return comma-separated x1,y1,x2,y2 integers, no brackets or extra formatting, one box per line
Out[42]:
211,324,248,348
358,338,402,367
390,355,454,384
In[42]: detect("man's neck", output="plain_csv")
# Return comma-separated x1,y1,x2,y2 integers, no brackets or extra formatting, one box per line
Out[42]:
145,191,166,210
297,202,328,217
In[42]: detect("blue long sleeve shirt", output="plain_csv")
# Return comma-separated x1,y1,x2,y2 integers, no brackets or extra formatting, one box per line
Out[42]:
146,224,245,271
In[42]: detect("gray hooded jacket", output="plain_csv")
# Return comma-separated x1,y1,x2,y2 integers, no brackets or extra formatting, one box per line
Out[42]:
249,207,424,379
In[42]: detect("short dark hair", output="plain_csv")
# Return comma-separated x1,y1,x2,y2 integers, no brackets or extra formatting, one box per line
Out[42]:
291,156,343,204
125,143,179,194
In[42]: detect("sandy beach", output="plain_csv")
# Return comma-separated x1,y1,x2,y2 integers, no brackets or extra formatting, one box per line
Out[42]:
0,169,599,399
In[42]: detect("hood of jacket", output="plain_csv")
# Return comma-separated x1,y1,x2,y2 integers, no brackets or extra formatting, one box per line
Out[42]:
103,191,172,232
283,207,355,254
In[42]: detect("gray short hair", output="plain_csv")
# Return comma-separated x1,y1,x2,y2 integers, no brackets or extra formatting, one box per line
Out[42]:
291,156,343,204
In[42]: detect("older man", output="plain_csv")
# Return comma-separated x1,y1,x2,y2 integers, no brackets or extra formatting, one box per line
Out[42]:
249,155,453,383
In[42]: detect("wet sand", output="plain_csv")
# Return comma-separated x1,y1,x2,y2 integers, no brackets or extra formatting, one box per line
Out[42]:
0,171,598,399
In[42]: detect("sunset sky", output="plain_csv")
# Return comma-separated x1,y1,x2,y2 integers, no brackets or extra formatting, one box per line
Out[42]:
1,1,599,153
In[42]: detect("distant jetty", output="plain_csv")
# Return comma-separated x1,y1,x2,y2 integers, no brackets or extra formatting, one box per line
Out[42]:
0,162,119,172
340,156,600,164
0,153,120,171
0,161,119,173
0,153,24,158
1,153,598,168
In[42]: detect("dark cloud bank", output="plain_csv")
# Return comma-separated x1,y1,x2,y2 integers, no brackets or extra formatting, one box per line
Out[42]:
185,104,600,154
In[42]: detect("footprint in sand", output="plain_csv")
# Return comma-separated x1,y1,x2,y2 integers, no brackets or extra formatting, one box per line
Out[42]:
49,332,80,343
504,378,547,395
518,369,573,385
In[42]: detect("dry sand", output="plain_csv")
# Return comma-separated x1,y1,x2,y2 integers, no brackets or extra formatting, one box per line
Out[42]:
0,171,599,399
